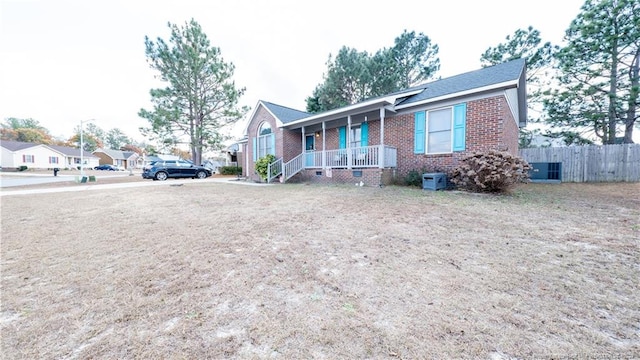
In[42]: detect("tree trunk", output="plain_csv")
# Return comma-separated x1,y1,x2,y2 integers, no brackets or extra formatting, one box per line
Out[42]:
607,38,619,144
623,48,639,144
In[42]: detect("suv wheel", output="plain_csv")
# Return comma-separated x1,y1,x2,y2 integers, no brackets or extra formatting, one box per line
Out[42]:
155,171,168,181
196,171,207,179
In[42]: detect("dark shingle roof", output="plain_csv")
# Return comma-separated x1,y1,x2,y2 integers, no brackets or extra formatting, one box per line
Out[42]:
261,101,311,124
0,140,39,151
399,58,526,106
94,148,137,160
0,140,97,157
48,144,85,157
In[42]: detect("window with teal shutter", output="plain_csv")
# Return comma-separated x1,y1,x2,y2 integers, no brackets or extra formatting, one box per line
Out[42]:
414,111,426,153
452,103,466,151
252,137,257,161
361,122,368,146
339,126,346,149
270,133,276,155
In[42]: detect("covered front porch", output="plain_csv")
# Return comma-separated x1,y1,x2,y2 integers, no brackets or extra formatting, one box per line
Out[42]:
274,144,397,182
272,101,406,183
302,145,397,169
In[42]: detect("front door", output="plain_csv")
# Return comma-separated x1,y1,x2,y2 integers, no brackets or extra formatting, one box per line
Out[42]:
305,134,315,167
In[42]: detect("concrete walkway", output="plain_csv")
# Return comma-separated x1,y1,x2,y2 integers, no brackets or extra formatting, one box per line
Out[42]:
0,176,271,197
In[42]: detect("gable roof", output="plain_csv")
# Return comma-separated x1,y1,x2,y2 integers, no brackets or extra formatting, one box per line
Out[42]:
282,58,527,128
261,101,311,124
243,100,312,135
94,148,137,160
48,144,90,157
397,58,526,107
1,140,39,151
1,140,98,158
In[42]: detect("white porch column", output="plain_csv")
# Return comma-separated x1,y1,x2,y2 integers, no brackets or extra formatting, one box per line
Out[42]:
301,126,306,154
347,115,352,169
322,122,326,168
245,143,249,177
379,107,385,168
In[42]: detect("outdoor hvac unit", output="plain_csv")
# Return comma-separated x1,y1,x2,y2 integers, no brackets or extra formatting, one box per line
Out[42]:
422,173,447,191
529,162,562,182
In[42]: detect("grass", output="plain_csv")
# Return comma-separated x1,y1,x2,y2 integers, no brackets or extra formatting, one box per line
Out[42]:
1,181,639,359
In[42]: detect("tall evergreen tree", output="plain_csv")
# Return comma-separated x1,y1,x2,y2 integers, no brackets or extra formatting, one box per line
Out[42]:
139,19,248,164
391,30,440,89
543,0,639,144
480,26,557,146
105,128,132,150
306,30,440,113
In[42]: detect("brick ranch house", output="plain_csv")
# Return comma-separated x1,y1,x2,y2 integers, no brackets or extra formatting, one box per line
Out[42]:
238,58,527,186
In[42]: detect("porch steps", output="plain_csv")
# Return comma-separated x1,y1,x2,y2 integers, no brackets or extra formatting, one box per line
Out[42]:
267,158,283,183
283,153,304,182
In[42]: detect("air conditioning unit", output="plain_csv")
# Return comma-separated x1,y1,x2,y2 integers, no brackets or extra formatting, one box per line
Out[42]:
422,173,446,191
529,162,562,182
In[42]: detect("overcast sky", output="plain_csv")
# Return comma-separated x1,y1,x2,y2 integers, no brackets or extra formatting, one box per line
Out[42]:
1,0,586,143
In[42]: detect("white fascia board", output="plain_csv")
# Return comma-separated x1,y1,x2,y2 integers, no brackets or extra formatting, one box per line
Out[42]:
394,80,519,110
40,145,67,157
242,101,284,136
283,91,422,128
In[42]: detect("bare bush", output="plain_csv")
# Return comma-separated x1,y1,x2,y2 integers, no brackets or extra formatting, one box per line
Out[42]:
450,150,531,193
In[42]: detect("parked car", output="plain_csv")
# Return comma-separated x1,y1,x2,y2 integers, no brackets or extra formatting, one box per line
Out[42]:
141,160,212,181
94,164,118,171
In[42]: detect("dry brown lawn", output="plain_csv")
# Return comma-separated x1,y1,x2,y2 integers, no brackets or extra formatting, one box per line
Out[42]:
1,180,639,359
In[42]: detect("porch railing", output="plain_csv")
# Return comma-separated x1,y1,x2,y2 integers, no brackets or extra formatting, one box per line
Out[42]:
267,158,282,183
305,145,397,168
283,153,304,181
384,146,397,167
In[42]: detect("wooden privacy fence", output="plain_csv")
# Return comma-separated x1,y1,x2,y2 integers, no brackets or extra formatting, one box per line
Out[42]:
520,144,640,182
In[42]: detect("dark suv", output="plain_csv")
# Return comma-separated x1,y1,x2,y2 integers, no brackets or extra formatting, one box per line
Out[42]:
142,160,212,181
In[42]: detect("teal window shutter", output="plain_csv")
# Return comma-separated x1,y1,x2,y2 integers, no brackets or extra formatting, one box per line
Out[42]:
414,111,425,154
339,126,346,149
270,133,276,155
361,122,368,146
453,103,467,152
252,137,257,161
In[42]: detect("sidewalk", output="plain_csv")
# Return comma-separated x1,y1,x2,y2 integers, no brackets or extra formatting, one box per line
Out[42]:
0,177,271,196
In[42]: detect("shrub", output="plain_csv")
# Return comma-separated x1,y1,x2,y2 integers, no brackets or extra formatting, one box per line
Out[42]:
255,154,277,180
404,170,423,187
219,166,242,175
18,165,28,171
449,151,531,193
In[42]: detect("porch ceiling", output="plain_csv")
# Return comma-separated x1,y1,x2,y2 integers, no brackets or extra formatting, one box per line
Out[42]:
284,106,393,132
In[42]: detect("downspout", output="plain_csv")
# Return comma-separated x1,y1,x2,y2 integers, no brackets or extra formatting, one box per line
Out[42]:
322,122,326,168
379,107,385,168
347,115,352,169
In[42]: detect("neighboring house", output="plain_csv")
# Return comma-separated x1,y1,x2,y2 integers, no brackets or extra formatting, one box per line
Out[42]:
242,59,527,185
1,140,100,170
93,148,140,169
526,134,566,148
201,159,225,173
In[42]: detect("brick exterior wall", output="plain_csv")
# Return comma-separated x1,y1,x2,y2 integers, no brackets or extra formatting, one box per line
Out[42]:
246,94,519,184
246,105,280,181
282,129,302,162
295,168,391,186
385,95,519,179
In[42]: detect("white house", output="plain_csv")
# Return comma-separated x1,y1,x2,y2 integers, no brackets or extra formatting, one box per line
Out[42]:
1,140,100,170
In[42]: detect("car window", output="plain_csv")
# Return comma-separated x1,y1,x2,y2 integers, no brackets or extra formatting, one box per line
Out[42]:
164,161,176,167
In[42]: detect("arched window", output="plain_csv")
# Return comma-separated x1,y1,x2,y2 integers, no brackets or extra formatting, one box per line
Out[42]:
259,122,272,136
256,122,275,158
